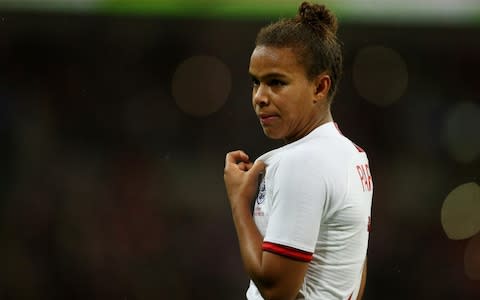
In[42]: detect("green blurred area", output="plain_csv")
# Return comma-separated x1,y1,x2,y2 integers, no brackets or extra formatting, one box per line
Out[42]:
1,0,479,24
0,0,301,19
98,0,300,19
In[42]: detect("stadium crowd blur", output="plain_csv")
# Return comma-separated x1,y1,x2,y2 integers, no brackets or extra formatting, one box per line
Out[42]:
0,7,479,300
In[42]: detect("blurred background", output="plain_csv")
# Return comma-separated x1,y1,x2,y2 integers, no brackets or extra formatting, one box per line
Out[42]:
0,0,479,299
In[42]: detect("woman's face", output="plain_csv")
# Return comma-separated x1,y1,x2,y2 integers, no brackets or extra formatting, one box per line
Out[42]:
249,46,327,142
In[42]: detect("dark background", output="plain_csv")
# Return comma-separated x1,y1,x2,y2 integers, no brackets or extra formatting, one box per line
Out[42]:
0,10,479,300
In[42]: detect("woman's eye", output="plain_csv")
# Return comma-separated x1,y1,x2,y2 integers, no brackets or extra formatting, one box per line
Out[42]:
269,79,285,86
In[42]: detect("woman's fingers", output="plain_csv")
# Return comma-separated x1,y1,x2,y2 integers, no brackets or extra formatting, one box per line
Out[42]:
225,150,250,165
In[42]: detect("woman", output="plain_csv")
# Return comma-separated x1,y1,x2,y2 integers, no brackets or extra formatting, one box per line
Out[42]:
224,2,373,299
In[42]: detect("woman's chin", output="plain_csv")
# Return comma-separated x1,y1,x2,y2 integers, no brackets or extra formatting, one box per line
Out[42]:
262,128,284,140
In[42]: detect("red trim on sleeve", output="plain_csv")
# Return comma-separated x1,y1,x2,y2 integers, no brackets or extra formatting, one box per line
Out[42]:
262,242,313,262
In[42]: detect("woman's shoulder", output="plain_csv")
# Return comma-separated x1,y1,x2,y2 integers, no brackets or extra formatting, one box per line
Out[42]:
282,135,359,168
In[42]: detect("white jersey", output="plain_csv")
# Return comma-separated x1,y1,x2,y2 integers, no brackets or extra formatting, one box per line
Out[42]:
247,122,373,300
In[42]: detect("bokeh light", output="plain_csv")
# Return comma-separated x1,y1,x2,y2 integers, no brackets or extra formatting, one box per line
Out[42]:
172,55,231,117
443,101,480,163
352,45,408,106
465,233,480,281
441,182,480,240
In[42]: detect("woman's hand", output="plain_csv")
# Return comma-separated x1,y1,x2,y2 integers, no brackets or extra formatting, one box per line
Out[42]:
224,150,265,210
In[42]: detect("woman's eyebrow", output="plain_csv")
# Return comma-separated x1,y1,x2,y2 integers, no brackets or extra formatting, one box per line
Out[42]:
249,72,288,80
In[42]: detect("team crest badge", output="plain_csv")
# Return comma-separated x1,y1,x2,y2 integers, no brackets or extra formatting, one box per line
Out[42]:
256,179,266,204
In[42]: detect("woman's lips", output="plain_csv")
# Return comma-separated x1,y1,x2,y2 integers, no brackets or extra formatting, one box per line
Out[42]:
259,114,279,125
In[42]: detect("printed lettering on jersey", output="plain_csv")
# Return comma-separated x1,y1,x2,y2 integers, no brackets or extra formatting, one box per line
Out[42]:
356,164,372,192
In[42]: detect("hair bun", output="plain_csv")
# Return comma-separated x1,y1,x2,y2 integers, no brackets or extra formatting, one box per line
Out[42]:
298,1,338,34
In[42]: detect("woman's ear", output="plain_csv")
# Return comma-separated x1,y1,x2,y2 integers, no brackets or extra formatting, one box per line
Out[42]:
313,73,331,103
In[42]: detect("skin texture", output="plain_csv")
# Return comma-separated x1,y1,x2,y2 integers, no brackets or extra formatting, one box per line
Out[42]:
249,46,332,143
224,46,334,299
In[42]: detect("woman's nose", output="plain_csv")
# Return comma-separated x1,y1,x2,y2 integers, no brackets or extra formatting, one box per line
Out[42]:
253,84,269,107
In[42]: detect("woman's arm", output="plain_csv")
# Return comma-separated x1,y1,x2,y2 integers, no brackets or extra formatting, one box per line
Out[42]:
357,257,367,300
224,150,309,300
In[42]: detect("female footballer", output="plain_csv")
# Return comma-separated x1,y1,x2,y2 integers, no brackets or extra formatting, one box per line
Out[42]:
224,2,373,299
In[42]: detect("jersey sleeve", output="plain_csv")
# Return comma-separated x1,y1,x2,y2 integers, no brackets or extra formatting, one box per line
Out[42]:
262,151,328,262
